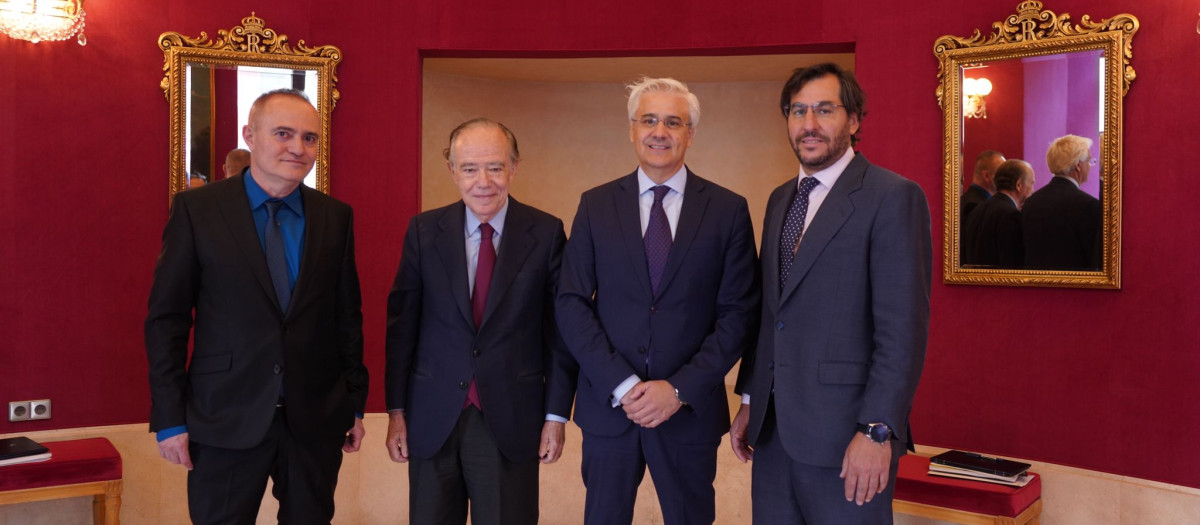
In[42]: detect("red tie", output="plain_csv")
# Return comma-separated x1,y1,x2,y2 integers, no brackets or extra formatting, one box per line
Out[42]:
464,223,495,411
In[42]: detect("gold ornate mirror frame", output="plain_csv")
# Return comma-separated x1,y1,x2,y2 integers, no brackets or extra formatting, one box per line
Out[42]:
159,13,342,200
935,1,1137,289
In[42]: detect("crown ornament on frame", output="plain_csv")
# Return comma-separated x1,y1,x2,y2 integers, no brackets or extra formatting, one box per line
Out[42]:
158,12,343,108
934,1,1139,103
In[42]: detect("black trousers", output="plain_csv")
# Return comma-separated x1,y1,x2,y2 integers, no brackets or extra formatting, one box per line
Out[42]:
408,406,540,525
187,407,344,525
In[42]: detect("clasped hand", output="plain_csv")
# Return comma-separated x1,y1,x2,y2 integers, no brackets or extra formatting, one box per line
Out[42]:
621,380,681,428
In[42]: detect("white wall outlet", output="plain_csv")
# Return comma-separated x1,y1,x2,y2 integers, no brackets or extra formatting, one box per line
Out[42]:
8,401,31,422
30,399,51,420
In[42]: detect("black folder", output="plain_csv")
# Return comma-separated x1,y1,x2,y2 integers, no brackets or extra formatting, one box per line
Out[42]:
0,436,50,461
930,449,1030,478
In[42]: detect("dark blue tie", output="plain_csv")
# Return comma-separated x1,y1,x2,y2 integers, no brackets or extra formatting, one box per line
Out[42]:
779,176,820,290
644,185,673,295
264,200,291,313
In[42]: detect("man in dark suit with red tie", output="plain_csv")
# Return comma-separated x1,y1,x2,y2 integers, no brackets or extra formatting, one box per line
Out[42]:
146,89,368,524
556,77,760,525
385,119,577,524
731,63,931,523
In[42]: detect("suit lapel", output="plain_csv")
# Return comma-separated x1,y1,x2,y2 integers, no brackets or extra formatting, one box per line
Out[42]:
433,203,475,329
480,198,535,329
615,172,655,299
216,175,280,314
655,169,708,296
780,154,867,303
288,185,324,319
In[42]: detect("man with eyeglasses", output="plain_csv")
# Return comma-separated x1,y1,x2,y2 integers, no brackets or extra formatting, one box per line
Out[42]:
557,77,759,524
384,118,577,524
1021,134,1102,270
731,63,932,524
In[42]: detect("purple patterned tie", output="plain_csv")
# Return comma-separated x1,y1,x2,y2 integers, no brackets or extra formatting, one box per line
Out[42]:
779,176,820,290
644,186,673,295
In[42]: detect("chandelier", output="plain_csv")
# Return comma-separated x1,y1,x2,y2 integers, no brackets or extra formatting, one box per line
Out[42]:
0,0,86,45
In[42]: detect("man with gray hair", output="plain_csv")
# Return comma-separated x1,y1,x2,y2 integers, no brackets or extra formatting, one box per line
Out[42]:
1022,134,1102,269
557,77,759,524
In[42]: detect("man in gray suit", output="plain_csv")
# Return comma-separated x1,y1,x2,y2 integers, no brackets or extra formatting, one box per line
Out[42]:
731,63,932,524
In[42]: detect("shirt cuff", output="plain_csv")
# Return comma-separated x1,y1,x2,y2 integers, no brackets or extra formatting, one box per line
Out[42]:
611,375,641,407
545,414,568,423
741,393,751,405
156,425,187,442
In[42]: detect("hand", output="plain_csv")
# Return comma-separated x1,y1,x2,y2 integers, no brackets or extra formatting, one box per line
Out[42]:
342,417,365,452
157,432,194,470
840,432,892,505
539,421,566,464
622,380,682,428
730,403,754,463
385,411,410,463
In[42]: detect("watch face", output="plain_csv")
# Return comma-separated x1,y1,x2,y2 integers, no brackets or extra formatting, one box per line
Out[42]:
869,424,891,443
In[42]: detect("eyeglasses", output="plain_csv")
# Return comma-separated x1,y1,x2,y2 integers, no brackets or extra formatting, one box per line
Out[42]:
785,102,846,120
633,116,690,130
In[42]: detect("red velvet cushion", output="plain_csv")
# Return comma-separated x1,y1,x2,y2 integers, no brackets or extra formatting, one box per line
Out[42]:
0,438,122,492
894,454,1041,517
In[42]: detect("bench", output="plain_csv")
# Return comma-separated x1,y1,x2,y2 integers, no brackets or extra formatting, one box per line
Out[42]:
0,437,123,525
894,454,1042,524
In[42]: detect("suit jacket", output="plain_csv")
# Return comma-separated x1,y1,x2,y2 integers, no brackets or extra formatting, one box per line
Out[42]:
736,153,931,467
1021,177,1101,270
146,174,367,450
385,198,577,462
556,169,759,443
963,193,1023,267
960,184,990,245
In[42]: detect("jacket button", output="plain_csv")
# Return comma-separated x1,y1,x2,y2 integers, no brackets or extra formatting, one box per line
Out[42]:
638,346,647,354
459,381,469,390
473,349,481,358
649,305,658,313
777,322,785,331
273,364,282,374
768,361,775,370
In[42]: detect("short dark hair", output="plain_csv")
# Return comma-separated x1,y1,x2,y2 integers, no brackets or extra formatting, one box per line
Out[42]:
779,63,867,144
443,118,520,164
993,159,1031,191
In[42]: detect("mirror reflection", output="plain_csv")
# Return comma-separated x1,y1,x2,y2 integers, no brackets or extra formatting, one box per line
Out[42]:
958,50,1104,270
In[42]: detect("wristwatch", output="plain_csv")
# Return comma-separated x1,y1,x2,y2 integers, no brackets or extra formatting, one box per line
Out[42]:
857,422,892,444
673,387,688,406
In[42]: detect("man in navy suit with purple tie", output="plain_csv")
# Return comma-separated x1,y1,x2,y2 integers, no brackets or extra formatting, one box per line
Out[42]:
557,77,760,525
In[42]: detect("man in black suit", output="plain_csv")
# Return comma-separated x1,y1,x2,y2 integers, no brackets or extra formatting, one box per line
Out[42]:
146,89,368,524
960,150,1004,245
556,77,759,524
1022,134,1102,270
963,159,1035,267
385,119,577,525
731,63,932,524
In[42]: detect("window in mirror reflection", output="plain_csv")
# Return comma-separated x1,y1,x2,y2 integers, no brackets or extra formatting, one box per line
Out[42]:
958,49,1104,271
184,65,319,189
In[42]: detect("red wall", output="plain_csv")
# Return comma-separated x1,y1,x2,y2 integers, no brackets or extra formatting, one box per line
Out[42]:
962,62,1024,186
2,0,1198,488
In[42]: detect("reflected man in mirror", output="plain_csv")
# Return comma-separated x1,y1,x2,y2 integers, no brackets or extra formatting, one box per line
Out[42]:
1022,134,1102,270
145,88,368,524
731,63,931,523
385,118,578,524
223,147,251,179
963,159,1035,267
961,150,1004,244
187,173,208,190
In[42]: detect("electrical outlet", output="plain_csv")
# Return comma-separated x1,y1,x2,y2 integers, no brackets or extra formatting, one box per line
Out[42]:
30,399,51,420
8,401,31,422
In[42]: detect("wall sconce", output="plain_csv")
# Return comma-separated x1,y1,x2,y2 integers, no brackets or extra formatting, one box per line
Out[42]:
0,0,86,45
963,77,992,119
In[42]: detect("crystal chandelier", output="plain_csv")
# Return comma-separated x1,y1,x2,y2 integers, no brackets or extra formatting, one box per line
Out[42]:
0,0,86,45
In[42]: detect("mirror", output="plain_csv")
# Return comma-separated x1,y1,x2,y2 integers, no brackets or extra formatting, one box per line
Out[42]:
159,13,342,200
934,1,1137,288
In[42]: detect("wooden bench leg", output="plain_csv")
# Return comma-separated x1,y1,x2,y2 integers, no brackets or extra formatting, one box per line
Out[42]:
92,479,122,525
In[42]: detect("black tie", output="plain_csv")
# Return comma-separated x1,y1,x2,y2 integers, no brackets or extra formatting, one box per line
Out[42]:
779,176,820,290
644,185,673,295
264,200,291,313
